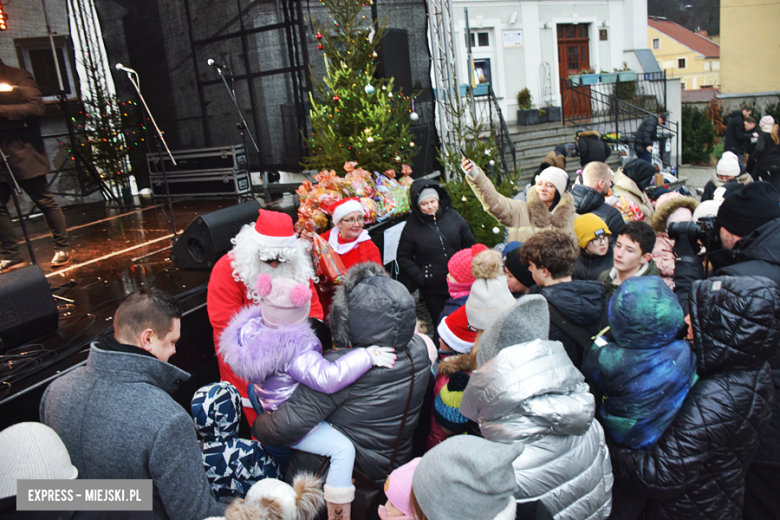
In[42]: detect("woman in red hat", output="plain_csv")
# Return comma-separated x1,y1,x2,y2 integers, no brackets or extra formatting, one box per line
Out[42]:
316,198,382,318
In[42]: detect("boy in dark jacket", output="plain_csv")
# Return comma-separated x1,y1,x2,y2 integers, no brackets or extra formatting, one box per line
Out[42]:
634,113,665,162
520,230,606,368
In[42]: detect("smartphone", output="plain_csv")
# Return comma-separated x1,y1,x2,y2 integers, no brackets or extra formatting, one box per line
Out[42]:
457,146,469,160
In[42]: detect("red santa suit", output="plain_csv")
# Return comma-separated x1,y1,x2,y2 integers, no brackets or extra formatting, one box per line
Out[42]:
207,209,322,428
316,227,382,318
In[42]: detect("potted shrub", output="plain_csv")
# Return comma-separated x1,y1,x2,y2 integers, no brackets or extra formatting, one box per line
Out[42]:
615,61,634,82
600,69,618,84
546,105,562,122
579,67,599,85
538,108,548,124
516,88,539,125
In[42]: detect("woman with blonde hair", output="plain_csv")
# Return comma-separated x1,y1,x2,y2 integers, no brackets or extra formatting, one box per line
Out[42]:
751,115,780,192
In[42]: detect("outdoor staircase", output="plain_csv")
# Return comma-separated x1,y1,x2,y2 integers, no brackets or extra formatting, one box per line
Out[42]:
507,121,621,181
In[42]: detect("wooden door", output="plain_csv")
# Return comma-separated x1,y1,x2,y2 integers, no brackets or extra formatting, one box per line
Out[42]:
557,24,592,119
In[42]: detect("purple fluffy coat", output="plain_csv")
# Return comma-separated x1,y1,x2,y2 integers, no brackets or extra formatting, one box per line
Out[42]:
218,305,373,412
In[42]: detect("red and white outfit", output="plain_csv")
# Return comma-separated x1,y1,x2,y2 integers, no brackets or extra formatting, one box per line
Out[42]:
316,228,382,319
315,198,383,319
207,209,323,428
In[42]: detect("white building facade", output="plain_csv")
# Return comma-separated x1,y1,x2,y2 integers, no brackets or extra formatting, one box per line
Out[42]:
449,0,651,116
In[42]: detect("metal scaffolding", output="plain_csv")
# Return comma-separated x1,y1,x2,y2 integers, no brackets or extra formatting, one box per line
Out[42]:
427,0,460,157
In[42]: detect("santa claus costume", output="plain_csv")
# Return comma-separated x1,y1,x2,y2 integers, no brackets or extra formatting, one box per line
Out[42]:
316,198,382,318
207,209,323,428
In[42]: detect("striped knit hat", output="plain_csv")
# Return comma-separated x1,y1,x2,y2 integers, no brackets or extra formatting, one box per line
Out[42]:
432,372,471,434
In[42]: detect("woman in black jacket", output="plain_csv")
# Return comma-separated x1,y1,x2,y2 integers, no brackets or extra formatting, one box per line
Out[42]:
751,117,780,192
397,179,476,324
609,275,780,520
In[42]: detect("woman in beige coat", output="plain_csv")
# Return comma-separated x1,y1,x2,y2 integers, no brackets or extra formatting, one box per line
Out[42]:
461,157,576,243
612,159,655,219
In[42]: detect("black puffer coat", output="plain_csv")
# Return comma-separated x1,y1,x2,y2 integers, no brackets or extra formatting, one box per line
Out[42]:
572,249,613,282
611,276,780,520
724,110,754,155
577,131,612,167
752,131,780,177
571,183,625,236
716,217,780,469
635,115,659,147
252,263,431,481
397,179,475,295
540,280,606,367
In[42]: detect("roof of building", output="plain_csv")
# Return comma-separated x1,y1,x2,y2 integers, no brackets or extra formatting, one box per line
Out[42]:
648,17,720,58
634,49,663,73
681,88,718,103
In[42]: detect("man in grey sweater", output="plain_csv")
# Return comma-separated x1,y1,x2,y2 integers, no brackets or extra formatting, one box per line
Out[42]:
40,289,225,520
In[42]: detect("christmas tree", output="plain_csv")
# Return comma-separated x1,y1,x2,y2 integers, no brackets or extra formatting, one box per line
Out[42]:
303,0,419,175
437,90,518,247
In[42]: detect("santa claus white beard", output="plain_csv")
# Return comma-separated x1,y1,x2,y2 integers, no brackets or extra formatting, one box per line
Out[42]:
230,224,315,304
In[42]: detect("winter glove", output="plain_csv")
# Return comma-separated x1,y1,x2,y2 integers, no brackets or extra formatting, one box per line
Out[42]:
366,346,396,368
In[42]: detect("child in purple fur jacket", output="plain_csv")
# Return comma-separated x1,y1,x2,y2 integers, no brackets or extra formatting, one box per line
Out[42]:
219,274,396,517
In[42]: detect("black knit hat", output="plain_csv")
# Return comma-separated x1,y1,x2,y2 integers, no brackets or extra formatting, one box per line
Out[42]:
504,247,535,289
623,159,655,191
718,181,780,237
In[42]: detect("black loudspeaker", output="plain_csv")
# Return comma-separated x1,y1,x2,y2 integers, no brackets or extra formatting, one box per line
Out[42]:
376,28,412,93
0,265,59,351
169,200,262,270
409,124,431,178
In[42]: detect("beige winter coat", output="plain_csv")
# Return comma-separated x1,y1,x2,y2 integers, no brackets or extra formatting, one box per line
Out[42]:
612,169,654,220
465,166,576,243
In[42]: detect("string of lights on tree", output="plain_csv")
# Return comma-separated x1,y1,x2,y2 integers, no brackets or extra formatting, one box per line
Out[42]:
302,0,420,176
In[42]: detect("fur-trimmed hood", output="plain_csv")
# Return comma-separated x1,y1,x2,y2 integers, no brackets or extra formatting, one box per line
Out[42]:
576,130,601,139
527,186,576,230
651,196,698,233
330,262,416,349
709,168,753,188
437,351,477,377
218,304,320,384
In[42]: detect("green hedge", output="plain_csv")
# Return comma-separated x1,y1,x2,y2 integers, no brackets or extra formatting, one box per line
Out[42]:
682,106,716,165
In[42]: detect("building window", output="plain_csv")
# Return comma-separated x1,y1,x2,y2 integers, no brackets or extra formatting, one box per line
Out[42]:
677,57,687,69
468,31,490,48
473,58,491,84
681,82,686,90
15,36,78,102
713,61,720,71
599,29,608,41
653,38,660,49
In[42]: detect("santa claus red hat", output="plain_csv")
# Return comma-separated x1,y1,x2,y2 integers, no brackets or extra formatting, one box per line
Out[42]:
328,197,364,225
253,209,298,248
437,306,478,354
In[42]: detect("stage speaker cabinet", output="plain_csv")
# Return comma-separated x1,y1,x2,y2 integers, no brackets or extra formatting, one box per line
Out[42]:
0,265,59,351
170,200,262,270
376,29,412,94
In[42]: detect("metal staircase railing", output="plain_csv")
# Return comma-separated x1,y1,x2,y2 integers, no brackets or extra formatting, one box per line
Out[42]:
471,84,517,176
560,73,679,170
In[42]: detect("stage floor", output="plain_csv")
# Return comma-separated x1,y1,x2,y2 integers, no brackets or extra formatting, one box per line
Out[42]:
0,193,298,429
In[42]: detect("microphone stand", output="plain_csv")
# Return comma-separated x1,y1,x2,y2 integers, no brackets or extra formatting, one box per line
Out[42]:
117,69,180,263
212,64,268,200
0,150,37,265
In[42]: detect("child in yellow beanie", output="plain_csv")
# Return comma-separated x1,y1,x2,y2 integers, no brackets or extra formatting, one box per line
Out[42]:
572,213,613,281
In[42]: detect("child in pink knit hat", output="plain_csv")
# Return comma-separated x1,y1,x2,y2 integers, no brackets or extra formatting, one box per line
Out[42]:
433,244,488,350
220,274,397,519
378,457,421,520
